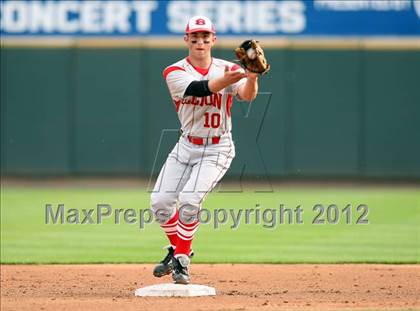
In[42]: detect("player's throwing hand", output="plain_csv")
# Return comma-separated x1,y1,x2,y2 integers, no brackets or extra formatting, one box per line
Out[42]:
223,65,246,84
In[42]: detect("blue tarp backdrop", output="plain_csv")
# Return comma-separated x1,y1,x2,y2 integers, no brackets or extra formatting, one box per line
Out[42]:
1,0,420,37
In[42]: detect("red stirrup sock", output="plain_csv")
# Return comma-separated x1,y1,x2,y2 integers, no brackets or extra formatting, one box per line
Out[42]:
174,220,200,256
160,209,179,247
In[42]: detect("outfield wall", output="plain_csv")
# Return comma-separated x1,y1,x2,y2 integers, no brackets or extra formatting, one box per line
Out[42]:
1,43,420,178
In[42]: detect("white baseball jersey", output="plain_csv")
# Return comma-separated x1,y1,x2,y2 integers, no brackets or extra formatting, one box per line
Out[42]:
163,57,246,138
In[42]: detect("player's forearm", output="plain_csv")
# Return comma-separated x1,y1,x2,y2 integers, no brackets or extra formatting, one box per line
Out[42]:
238,76,258,101
208,77,231,93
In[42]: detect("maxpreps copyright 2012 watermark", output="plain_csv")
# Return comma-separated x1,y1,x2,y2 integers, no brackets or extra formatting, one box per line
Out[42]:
45,203,369,229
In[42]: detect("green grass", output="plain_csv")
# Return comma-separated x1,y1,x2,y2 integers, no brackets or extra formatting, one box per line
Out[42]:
1,186,419,263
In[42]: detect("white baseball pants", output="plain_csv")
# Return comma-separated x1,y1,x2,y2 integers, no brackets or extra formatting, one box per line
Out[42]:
151,133,235,225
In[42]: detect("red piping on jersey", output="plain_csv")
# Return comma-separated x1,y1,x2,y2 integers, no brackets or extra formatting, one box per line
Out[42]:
163,66,185,80
186,57,212,76
174,99,181,112
226,64,238,118
226,94,233,117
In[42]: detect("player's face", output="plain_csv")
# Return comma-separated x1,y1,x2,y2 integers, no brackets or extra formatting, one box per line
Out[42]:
184,32,216,59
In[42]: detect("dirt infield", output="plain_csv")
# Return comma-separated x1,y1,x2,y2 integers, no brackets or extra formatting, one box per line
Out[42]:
1,264,419,311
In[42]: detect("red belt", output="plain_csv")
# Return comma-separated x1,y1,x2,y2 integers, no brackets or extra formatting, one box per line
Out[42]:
188,135,220,145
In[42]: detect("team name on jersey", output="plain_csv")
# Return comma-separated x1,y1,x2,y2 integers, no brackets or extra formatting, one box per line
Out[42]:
174,93,223,112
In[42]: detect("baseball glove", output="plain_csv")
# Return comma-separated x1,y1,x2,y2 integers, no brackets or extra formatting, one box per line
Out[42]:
235,40,270,75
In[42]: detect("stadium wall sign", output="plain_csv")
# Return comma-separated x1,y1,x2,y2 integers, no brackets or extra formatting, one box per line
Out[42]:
1,0,419,37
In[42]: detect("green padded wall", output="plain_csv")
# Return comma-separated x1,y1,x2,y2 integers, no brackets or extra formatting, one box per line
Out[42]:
290,51,360,176
1,49,72,174
1,47,419,178
73,49,145,174
363,51,420,177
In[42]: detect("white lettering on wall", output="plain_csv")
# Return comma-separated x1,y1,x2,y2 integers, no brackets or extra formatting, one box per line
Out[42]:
132,1,158,33
2,1,29,33
167,0,306,34
56,1,79,33
0,0,158,34
103,1,130,33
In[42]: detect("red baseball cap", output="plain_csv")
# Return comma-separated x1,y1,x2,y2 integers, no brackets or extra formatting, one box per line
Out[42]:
185,16,216,34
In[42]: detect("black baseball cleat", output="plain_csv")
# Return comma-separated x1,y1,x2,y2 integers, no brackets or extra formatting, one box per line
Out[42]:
172,254,190,284
153,246,175,277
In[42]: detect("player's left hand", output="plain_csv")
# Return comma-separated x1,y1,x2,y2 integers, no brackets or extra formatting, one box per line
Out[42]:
235,40,270,75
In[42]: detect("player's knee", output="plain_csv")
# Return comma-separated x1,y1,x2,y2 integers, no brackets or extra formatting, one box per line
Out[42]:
150,192,176,224
179,203,200,224
178,193,200,224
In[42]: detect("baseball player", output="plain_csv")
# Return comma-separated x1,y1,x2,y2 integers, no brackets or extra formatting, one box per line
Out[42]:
151,16,260,284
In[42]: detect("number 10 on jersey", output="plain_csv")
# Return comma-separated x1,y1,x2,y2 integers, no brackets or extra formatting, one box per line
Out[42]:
204,112,221,129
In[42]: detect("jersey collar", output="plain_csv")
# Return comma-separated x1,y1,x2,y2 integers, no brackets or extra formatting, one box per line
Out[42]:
186,57,212,76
